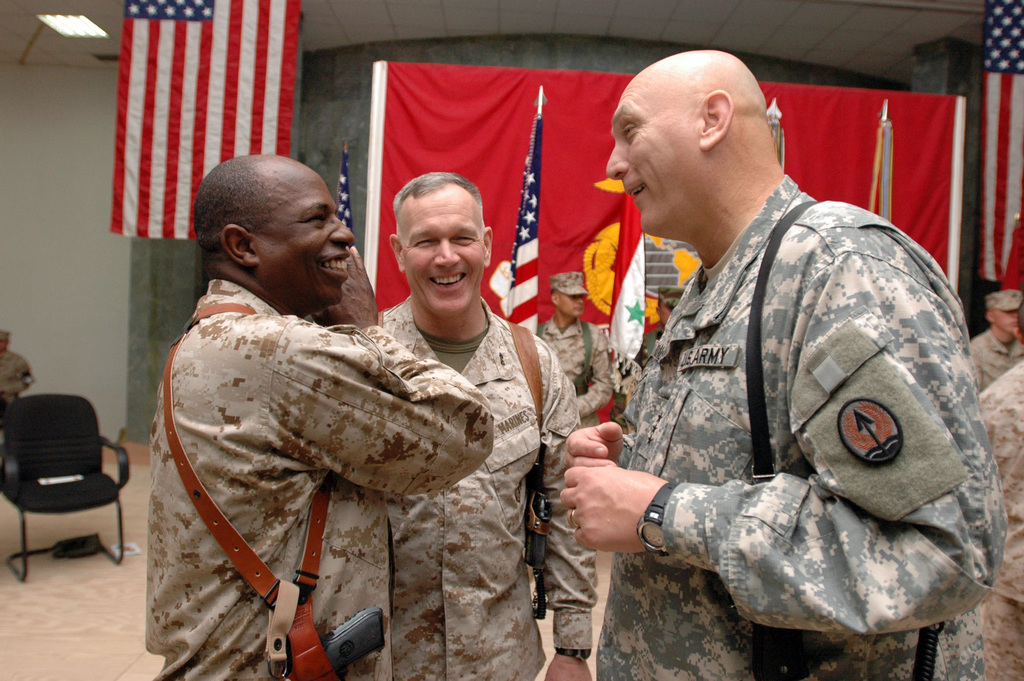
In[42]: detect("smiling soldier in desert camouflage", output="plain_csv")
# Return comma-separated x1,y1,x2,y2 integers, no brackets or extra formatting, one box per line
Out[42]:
147,155,494,681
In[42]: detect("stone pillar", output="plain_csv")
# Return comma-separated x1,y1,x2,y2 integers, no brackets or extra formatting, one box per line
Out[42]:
911,37,990,334
125,239,204,442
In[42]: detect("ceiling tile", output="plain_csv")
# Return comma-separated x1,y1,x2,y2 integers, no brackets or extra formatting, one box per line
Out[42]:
818,26,890,51
669,0,741,23
444,0,499,7
660,20,721,45
499,9,555,33
554,12,611,35
761,24,828,55
389,3,445,27
784,1,858,29
610,16,679,41
840,5,916,32
729,0,801,25
302,0,335,14
894,10,983,43
564,0,618,12
611,0,680,21
445,6,500,32
711,21,781,51
337,2,393,23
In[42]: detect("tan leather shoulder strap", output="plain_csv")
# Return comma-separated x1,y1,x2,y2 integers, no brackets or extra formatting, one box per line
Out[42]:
162,302,328,605
509,322,543,431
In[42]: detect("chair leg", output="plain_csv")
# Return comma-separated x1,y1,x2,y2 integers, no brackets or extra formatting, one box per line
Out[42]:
4,511,28,581
4,511,47,582
100,499,125,565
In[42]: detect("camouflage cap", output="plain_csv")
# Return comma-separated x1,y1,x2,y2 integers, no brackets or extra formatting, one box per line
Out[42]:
550,272,588,295
657,286,685,309
0,330,9,341
985,289,1023,311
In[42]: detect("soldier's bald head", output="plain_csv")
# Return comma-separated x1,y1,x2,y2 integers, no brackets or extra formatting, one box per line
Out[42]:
636,51,770,132
606,50,783,263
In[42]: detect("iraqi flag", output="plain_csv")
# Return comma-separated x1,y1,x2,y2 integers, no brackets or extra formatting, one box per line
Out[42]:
609,194,646,359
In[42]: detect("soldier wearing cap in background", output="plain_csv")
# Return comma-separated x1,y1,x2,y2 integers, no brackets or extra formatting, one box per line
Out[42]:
538,272,614,428
635,286,685,367
0,330,33,426
971,288,1024,391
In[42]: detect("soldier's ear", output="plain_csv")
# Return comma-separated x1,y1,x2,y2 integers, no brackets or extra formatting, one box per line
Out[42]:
389,233,406,273
222,224,260,268
699,90,733,152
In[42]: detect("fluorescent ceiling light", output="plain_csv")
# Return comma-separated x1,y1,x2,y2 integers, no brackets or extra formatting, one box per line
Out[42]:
37,15,109,38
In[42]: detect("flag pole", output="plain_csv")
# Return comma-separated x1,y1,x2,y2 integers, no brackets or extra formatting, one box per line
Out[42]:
767,97,784,171
870,99,893,220
506,86,546,332
363,61,388,288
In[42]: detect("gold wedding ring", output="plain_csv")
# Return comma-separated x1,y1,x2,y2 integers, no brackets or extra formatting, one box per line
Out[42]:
568,508,579,529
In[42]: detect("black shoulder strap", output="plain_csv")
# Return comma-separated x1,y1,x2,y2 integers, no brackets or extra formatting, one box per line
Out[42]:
580,320,593,377
746,201,817,481
746,201,817,681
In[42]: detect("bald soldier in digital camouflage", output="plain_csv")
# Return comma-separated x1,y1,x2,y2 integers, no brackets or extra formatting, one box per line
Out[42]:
147,155,494,681
561,51,1006,681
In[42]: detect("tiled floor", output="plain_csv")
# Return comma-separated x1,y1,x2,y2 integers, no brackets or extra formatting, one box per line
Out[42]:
0,443,611,681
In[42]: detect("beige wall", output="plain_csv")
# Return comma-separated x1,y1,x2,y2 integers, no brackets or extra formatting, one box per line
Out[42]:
0,64,131,437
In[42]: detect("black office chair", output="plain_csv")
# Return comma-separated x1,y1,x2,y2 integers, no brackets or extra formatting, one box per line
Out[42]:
0,394,130,581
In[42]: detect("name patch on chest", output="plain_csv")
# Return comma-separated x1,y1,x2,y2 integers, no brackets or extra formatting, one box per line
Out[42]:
679,345,741,371
496,409,535,438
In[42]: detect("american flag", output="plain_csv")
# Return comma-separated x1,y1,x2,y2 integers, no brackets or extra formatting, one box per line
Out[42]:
980,0,1024,281
505,110,543,331
111,0,301,238
337,143,353,230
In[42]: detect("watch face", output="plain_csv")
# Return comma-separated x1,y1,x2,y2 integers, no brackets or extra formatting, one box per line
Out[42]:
640,521,665,550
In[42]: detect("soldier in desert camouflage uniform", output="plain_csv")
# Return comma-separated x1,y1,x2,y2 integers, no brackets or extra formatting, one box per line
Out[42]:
147,155,494,681
0,330,32,424
383,172,597,681
970,288,1024,392
538,272,614,428
979,299,1024,681
561,51,1005,681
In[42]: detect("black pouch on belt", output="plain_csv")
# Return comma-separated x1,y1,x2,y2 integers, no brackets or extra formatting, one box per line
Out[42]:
751,625,810,681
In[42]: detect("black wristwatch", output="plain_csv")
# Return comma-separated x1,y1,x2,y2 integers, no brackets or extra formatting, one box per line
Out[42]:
555,647,592,660
636,483,675,555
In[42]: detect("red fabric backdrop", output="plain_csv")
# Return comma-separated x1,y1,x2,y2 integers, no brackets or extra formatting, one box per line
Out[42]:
372,62,959,326
759,82,956,270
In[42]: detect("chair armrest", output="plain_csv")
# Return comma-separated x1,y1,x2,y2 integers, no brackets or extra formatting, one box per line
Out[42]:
1,445,20,502
101,437,131,489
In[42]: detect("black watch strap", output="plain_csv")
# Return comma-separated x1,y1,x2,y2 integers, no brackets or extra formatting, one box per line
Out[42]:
555,647,592,660
646,482,675,522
